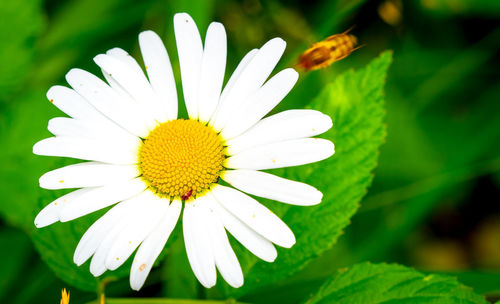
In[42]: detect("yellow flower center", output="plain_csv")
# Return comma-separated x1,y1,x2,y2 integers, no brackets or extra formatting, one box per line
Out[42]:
139,119,225,199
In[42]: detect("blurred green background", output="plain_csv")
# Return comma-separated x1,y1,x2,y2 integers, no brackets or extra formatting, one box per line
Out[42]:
0,0,499,303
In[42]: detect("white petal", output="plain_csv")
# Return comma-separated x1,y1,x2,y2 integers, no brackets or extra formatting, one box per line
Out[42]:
47,117,141,148
47,86,143,143
106,48,148,81
226,109,332,155
48,117,90,138
130,199,182,291
210,38,286,131
220,68,298,139
47,86,102,121
101,68,131,98
74,198,140,266
139,30,178,121
33,136,139,165
222,170,322,206
34,203,59,228
208,193,277,262
93,54,168,123
225,138,335,170
39,162,140,190
174,13,203,119
105,191,169,271
210,49,258,126
65,68,154,137
89,194,145,276
210,185,295,248
197,22,227,123
217,49,258,109
90,216,131,276
34,188,94,228
183,197,216,288
58,178,147,222
200,199,243,288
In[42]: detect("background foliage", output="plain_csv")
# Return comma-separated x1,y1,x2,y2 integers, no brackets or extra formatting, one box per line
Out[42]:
0,0,499,303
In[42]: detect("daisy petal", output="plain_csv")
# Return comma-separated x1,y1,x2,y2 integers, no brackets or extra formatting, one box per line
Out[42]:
33,136,139,165
226,109,332,155
105,191,169,271
47,117,141,148
90,216,132,277
47,86,102,121
130,199,181,291
222,169,322,206
47,117,91,138
217,49,258,107
33,203,59,228
209,48,258,127
210,185,295,248
139,30,178,121
183,198,216,288
93,54,167,123
174,13,203,119
208,193,277,262
198,22,227,123
74,198,140,266
106,48,148,81
34,187,94,228
225,138,335,170
211,38,286,131
47,86,143,143
202,195,243,288
221,68,299,139
65,68,154,137
39,162,140,190
101,68,131,98
58,178,147,222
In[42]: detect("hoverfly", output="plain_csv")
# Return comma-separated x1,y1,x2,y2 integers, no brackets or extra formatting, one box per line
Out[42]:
297,28,361,71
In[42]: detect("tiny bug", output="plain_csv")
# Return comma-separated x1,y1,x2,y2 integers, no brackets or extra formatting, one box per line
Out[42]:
181,189,193,201
297,28,361,71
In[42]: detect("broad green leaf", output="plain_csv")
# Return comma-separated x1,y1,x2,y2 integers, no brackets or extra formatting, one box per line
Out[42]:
232,52,392,297
432,270,500,296
303,262,487,304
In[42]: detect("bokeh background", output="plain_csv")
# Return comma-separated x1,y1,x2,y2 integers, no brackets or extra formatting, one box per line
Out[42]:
0,0,499,303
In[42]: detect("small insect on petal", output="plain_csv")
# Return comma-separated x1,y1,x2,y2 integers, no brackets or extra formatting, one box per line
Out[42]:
297,27,362,71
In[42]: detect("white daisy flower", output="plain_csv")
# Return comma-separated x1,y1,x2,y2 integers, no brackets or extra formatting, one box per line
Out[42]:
33,12,335,291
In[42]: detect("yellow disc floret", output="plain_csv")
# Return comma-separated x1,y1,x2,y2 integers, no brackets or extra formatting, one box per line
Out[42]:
139,119,225,199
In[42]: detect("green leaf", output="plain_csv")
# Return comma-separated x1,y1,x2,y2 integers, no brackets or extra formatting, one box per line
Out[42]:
303,263,488,304
232,52,393,297
430,270,500,296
